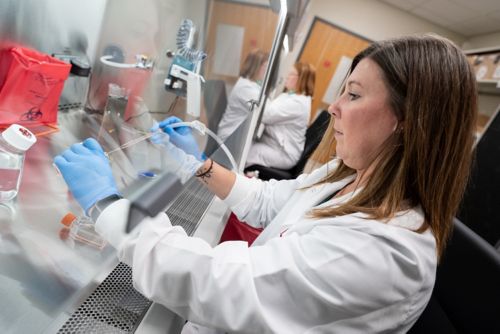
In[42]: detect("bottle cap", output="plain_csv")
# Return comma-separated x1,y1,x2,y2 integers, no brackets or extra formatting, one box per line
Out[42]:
61,213,77,227
1,124,37,151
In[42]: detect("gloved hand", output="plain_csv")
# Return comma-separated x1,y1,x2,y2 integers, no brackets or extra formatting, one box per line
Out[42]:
151,116,205,161
149,118,205,183
54,138,119,213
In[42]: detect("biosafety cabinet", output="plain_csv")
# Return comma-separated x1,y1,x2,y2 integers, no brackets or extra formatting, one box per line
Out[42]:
0,0,308,332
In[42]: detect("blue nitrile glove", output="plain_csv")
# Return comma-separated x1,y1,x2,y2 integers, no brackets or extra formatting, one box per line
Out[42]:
54,138,119,213
149,118,205,183
151,116,206,161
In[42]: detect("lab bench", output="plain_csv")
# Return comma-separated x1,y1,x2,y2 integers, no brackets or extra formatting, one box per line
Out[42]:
0,109,230,333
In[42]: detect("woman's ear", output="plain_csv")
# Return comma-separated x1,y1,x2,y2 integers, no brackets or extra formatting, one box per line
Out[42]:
393,121,403,133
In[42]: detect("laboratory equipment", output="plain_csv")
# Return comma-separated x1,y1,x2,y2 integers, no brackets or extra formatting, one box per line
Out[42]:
53,51,92,108
104,83,129,119
100,54,154,69
68,57,92,106
104,120,238,172
0,124,37,202
122,119,239,233
105,131,157,157
164,19,207,118
97,83,130,143
60,212,106,249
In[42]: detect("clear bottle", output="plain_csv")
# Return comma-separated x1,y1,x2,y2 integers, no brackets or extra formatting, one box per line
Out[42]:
0,124,37,202
60,213,106,249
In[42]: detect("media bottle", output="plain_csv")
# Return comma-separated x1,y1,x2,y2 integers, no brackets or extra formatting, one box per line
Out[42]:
0,124,37,202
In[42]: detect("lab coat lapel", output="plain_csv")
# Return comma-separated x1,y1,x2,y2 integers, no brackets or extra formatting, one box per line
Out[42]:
252,175,356,246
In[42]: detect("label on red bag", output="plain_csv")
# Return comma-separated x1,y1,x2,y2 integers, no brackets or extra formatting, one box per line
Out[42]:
0,47,71,126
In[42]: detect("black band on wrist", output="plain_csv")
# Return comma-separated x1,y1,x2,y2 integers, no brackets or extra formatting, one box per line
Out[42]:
88,194,123,222
195,159,214,178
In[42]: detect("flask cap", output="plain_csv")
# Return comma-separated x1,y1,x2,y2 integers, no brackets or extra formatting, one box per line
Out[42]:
1,124,37,151
61,213,77,227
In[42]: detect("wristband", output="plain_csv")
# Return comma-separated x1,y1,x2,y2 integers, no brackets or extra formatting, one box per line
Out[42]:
195,159,214,180
88,194,123,222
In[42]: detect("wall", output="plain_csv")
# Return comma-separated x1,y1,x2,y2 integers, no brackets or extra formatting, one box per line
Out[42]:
204,0,278,83
232,0,270,5
463,31,500,51
287,0,499,126
276,0,466,94
462,31,500,118
305,0,464,42
478,95,500,118
0,0,107,62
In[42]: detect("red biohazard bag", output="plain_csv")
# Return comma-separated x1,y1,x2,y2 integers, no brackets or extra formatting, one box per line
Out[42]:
0,47,71,128
219,212,263,246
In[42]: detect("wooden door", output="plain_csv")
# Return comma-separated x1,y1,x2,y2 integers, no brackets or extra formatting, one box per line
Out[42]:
204,0,278,83
298,18,370,121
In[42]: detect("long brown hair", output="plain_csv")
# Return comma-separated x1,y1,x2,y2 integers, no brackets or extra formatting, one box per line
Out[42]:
240,49,269,81
311,34,478,259
293,62,316,96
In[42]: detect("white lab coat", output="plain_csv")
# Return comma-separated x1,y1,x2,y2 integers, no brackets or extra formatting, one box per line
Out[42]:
217,77,261,141
95,160,436,334
246,93,311,169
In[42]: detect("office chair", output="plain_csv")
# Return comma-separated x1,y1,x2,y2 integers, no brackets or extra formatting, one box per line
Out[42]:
408,218,500,333
203,80,228,155
244,110,331,180
457,106,500,247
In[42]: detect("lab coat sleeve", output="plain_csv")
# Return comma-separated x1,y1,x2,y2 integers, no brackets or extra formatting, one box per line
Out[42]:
261,95,307,125
234,82,259,108
94,198,132,251
110,214,432,333
222,172,307,229
94,198,183,268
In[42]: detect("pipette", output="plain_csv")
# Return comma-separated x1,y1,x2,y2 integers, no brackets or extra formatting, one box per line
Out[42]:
104,131,157,157
104,121,194,157
103,121,239,171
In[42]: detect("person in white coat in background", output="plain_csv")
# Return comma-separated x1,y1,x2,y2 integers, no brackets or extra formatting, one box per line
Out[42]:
54,34,477,333
217,49,269,141
245,62,316,169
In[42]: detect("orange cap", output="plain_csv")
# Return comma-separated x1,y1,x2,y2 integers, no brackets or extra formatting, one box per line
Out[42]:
61,213,77,227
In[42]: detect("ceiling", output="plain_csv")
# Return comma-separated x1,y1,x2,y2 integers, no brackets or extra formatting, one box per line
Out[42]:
378,0,500,37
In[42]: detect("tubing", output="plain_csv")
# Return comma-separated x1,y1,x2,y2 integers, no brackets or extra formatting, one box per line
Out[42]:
105,121,239,172
100,55,137,69
170,121,238,172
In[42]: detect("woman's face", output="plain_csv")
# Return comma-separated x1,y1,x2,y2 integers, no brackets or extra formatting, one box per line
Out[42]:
329,58,398,171
284,67,299,91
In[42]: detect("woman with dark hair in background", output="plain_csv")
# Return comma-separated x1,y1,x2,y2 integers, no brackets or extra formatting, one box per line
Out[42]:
217,49,269,141
245,62,316,169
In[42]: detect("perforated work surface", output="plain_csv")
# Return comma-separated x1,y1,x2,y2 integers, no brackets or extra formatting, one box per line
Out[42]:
167,179,214,235
58,178,214,333
57,263,150,334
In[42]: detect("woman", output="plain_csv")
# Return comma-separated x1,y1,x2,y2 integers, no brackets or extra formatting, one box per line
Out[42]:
217,49,269,141
54,34,477,333
245,62,316,169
